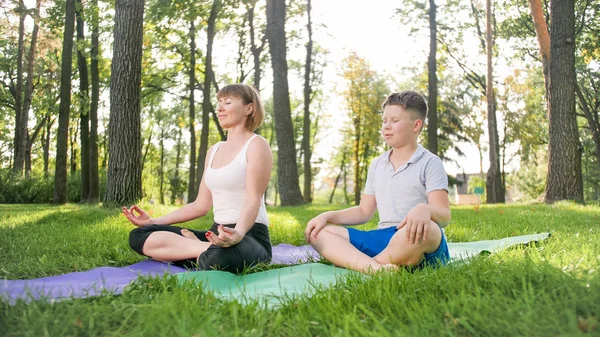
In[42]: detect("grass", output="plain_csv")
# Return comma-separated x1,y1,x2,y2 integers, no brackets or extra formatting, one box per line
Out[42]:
1,202,599,336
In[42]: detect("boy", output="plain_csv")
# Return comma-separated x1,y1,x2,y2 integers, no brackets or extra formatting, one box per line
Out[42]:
304,91,450,273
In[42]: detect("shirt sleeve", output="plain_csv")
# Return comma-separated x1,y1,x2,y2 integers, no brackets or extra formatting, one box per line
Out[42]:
363,159,377,195
424,156,448,194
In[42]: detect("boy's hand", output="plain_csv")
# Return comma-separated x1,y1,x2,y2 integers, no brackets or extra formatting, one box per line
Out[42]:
396,204,431,244
304,214,329,243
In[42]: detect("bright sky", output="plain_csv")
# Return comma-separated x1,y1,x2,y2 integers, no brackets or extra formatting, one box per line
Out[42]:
307,0,488,176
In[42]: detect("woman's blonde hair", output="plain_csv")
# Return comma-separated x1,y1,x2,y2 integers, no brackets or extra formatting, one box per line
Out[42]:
217,84,265,131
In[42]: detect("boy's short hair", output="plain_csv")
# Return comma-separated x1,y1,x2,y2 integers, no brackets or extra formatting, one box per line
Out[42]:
381,91,428,123
217,84,265,131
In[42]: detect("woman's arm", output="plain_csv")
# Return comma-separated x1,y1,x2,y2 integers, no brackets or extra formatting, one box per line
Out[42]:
234,136,273,235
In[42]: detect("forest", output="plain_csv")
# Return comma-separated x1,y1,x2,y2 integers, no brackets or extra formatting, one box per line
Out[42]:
0,0,599,206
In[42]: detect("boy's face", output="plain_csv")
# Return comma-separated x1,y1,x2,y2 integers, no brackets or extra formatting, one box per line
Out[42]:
381,105,422,148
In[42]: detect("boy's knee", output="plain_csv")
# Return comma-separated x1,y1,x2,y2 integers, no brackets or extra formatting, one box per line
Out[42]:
321,225,349,239
395,221,440,242
310,225,349,247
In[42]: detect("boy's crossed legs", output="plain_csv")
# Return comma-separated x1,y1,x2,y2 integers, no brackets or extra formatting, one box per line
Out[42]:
309,220,446,273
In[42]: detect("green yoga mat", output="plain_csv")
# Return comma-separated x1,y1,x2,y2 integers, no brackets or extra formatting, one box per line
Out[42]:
177,263,360,307
177,233,552,307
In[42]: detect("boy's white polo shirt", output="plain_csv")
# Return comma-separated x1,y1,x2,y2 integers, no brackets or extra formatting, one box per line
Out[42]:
363,144,448,229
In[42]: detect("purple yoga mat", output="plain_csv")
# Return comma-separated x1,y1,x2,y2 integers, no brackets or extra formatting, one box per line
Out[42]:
0,244,320,303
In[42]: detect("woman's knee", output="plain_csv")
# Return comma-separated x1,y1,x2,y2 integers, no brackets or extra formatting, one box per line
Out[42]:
198,246,266,273
129,226,154,255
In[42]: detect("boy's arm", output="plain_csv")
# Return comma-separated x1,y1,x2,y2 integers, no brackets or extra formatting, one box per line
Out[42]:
322,194,377,225
304,194,377,243
397,189,450,244
425,189,451,228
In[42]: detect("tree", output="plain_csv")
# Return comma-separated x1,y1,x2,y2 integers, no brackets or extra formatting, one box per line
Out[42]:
12,0,25,174
22,0,42,177
54,0,76,204
527,0,550,94
246,0,268,90
302,0,313,203
340,52,388,205
104,0,145,205
186,14,198,202
485,0,504,203
88,0,100,202
196,0,221,199
266,0,304,205
544,0,582,202
76,0,90,201
427,0,439,156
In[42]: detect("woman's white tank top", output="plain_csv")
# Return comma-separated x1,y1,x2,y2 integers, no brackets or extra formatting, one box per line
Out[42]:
204,134,269,225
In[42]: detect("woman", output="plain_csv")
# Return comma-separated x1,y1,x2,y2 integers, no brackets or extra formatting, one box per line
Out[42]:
124,84,273,273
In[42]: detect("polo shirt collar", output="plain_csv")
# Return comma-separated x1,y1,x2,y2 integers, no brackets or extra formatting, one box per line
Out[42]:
384,144,426,165
384,144,427,173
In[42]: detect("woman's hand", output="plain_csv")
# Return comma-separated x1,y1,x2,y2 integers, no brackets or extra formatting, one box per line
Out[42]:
205,225,244,248
122,205,154,227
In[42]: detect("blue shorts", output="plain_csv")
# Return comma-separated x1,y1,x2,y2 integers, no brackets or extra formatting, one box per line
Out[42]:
347,226,450,268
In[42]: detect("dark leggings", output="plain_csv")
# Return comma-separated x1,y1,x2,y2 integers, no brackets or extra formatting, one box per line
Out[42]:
129,222,272,273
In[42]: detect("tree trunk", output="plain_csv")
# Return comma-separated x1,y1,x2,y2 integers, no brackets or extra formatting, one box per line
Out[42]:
187,19,198,203
544,0,582,203
266,0,305,206
102,117,108,169
159,123,165,205
70,123,78,175
171,127,183,204
328,151,346,204
485,0,504,204
141,128,153,172
343,162,349,205
76,0,90,202
248,0,265,91
13,0,26,175
528,0,550,95
43,116,54,177
88,0,100,202
196,0,220,196
54,0,76,204
575,83,600,164
21,0,41,176
427,0,438,155
25,118,45,176
302,0,313,203
353,116,362,205
104,0,145,206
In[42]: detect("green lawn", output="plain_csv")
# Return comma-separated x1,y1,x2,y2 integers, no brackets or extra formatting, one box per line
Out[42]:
1,203,599,336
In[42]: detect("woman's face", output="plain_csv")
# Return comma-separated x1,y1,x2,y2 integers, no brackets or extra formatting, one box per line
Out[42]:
216,95,252,130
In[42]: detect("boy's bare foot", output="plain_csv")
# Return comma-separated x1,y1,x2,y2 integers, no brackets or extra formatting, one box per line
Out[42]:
380,263,399,271
181,229,199,241
361,262,398,274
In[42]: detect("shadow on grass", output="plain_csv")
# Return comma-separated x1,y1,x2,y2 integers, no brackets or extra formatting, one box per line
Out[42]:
0,205,131,278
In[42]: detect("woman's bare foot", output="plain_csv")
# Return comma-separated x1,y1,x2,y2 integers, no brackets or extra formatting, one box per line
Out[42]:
181,229,200,241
